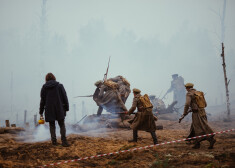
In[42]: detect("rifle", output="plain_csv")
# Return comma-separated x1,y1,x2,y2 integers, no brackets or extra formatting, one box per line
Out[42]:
157,90,163,99
103,56,111,81
162,91,168,100
179,109,192,123
116,112,137,114
74,95,93,98
77,115,87,124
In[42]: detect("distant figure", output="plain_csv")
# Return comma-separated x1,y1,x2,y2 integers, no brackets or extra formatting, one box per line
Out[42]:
127,88,158,145
39,73,69,147
108,76,131,103
179,83,216,149
166,74,186,108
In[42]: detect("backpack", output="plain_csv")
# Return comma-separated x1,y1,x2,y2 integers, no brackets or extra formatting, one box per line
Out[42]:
194,91,206,108
139,94,153,108
104,80,119,89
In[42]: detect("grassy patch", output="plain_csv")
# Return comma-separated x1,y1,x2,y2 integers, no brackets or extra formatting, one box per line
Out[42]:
151,153,170,168
205,163,219,168
107,160,119,165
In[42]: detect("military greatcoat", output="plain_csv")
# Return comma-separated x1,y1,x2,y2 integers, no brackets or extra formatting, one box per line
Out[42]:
128,94,156,132
183,88,214,140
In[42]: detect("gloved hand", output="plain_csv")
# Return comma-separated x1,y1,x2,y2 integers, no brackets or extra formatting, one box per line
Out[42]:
40,114,44,120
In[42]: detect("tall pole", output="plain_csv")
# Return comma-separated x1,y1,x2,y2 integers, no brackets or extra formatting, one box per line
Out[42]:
221,43,230,120
82,101,86,117
39,0,47,84
16,112,18,125
220,0,230,120
221,0,226,43
24,110,27,124
73,104,77,123
10,72,13,114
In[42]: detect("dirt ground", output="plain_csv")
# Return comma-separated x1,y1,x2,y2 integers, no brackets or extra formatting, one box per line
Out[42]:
0,118,235,168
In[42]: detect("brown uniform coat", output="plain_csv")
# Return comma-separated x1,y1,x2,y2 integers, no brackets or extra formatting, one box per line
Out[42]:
183,88,214,140
128,94,156,132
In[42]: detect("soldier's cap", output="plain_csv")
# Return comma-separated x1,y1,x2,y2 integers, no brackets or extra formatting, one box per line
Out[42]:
132,88,141,93
172,74,178,77
185,83,194,88
94,80,103,86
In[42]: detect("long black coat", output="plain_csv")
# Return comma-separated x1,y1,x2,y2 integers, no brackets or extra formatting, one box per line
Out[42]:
39,80,69,122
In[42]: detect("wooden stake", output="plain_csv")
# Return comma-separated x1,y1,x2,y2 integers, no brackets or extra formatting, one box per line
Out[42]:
25,122,29,128
5,120,10,127
221,43,231,120
24,110,27,124
34,114,37,127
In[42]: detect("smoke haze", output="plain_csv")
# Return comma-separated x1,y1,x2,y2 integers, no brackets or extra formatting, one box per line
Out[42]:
0,0,235,126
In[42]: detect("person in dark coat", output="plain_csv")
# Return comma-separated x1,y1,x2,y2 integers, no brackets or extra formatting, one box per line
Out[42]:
39,73,69,147
127,88,158,145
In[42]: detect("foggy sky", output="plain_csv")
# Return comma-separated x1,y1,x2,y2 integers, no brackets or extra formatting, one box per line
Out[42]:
0,0,235,125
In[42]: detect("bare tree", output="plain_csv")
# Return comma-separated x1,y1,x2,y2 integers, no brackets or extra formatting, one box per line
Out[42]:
211,0,230,120
220,0,231,121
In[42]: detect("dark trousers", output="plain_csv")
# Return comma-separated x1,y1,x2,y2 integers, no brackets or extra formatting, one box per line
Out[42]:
133,130,158,144
49,119,66,142
97,106,103,116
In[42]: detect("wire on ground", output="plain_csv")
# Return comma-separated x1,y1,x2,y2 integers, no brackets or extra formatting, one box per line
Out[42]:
41,128,235,167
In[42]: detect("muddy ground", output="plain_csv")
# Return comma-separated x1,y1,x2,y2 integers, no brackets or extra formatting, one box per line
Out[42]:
0,117,235,168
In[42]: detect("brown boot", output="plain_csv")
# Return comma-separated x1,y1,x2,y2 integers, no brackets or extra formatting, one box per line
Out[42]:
128,130,138,143
52,140,57,146
150,132,158,145
208,139,216,149
62,140,70,147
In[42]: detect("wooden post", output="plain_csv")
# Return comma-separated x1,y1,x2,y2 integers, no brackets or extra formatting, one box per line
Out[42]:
221,43,231,120
73,104,77,124
16,113,18,125
5,120,10,127
24,110,27,124
34,114,37,127
25,122,29,128
82,101,86,117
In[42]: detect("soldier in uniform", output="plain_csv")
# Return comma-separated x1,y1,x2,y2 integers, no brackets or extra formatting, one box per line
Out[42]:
93,80,104,116
166,74,186,108
179,83,216,149
93,80,127,115
108,76,131,103
127,88,158,144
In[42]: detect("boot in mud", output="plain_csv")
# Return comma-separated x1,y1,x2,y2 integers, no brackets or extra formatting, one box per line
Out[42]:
208,138,216,149
49,121,57,146
128,130,138,143
62,140,70,147
52,140,57,146
150,131,158,145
